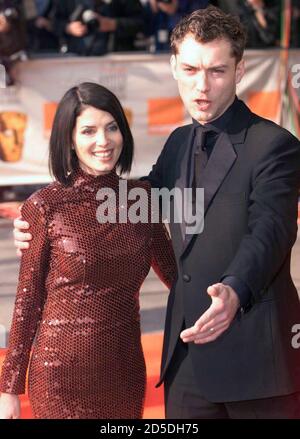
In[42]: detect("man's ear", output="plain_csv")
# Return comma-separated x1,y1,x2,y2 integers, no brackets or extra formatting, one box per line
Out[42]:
170,55,178,80
235,59,245,84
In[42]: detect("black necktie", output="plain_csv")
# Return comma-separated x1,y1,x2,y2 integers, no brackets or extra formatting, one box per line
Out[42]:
193,126,209,189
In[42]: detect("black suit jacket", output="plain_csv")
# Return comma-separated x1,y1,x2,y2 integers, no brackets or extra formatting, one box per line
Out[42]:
148,100,300,402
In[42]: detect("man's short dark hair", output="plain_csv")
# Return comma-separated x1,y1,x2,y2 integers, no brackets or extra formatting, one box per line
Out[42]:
49,82,134,185
170,6,247,63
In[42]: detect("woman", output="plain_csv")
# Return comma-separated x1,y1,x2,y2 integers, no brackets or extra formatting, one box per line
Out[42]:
0,82,176,419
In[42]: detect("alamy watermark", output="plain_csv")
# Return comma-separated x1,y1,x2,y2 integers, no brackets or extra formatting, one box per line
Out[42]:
0,64,6,88
96,181,205,235
0,324,6,348
291,64,300,89
291,324,300,349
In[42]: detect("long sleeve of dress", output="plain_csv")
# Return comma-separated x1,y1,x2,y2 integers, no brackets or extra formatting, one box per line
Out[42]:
0,194,50,394
151,222,177,290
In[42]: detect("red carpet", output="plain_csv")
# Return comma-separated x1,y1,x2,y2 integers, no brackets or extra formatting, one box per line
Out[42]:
0,332,164,419
142,332,165,419
0,202,22,219
2,200,299,418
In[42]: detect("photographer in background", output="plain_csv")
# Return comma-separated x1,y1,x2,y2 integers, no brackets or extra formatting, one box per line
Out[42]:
145,1,211,52
148,0,178,16
26,0,59,53
0,0,26,85
291,0,299,47
52,0,144,56
217,0,280,48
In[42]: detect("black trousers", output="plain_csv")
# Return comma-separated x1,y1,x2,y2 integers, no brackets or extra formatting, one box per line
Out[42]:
164,339,300,419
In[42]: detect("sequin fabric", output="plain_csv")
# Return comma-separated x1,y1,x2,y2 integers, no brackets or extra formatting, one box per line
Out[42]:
0,167,177,419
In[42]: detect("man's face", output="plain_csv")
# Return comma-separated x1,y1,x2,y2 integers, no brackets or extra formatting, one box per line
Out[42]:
170,35,244,124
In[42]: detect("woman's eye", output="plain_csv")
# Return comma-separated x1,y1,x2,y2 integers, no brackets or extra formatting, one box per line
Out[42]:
108,124,118,132
82,129,94,135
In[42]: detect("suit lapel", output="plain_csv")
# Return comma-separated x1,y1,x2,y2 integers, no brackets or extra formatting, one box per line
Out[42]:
180,100,252,257
199,131,237,213
181,131,236,254
173,126,195,244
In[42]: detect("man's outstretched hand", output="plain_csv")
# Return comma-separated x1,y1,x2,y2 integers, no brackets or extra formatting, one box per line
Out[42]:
180,283,240,344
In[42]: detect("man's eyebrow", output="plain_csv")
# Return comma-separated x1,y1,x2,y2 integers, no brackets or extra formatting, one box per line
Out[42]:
180,63,229,70
208,64,228,70
180,63,196,68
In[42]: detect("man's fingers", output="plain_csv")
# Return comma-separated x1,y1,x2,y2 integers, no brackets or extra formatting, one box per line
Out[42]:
13,230,32,242
207,284,220,297
180,322,224,343
180,326,197,342
180,310,228,342
180,318,216,342
13,218,29,230
14,240,29,250
194,325,228,344
180,324,200,340
192,324,229,344
200,314,227,333
180,283,234,342
13,220,31,254
180,308,219,339
194,322,229,342
16,249,23,258
207,283,228,298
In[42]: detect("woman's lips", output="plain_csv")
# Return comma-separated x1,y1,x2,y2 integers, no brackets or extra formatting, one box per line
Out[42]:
92,149,114,161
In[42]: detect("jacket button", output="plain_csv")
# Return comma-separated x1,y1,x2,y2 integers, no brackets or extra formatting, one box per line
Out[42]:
183,274,191,282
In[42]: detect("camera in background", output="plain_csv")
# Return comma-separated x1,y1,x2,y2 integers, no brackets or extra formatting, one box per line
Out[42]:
69,5,99,34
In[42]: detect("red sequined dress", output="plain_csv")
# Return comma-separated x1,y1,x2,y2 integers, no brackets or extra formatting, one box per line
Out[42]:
0,167,177,419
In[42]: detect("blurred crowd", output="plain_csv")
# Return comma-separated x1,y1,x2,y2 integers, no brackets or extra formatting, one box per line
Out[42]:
0,0,299,85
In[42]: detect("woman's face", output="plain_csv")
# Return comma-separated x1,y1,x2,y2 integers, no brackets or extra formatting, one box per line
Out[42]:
73,106,123,176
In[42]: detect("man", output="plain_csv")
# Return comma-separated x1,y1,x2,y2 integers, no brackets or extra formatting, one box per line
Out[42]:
0,0,26,85
52,0,144,56
145,0,210,52
291,0,300,48
12,6,300,418
217,0,280,48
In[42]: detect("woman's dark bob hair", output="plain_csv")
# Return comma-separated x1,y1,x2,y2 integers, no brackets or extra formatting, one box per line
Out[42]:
49,82,134,185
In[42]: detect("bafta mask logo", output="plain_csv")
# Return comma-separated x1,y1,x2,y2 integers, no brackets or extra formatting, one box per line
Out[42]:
0,111,27,162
